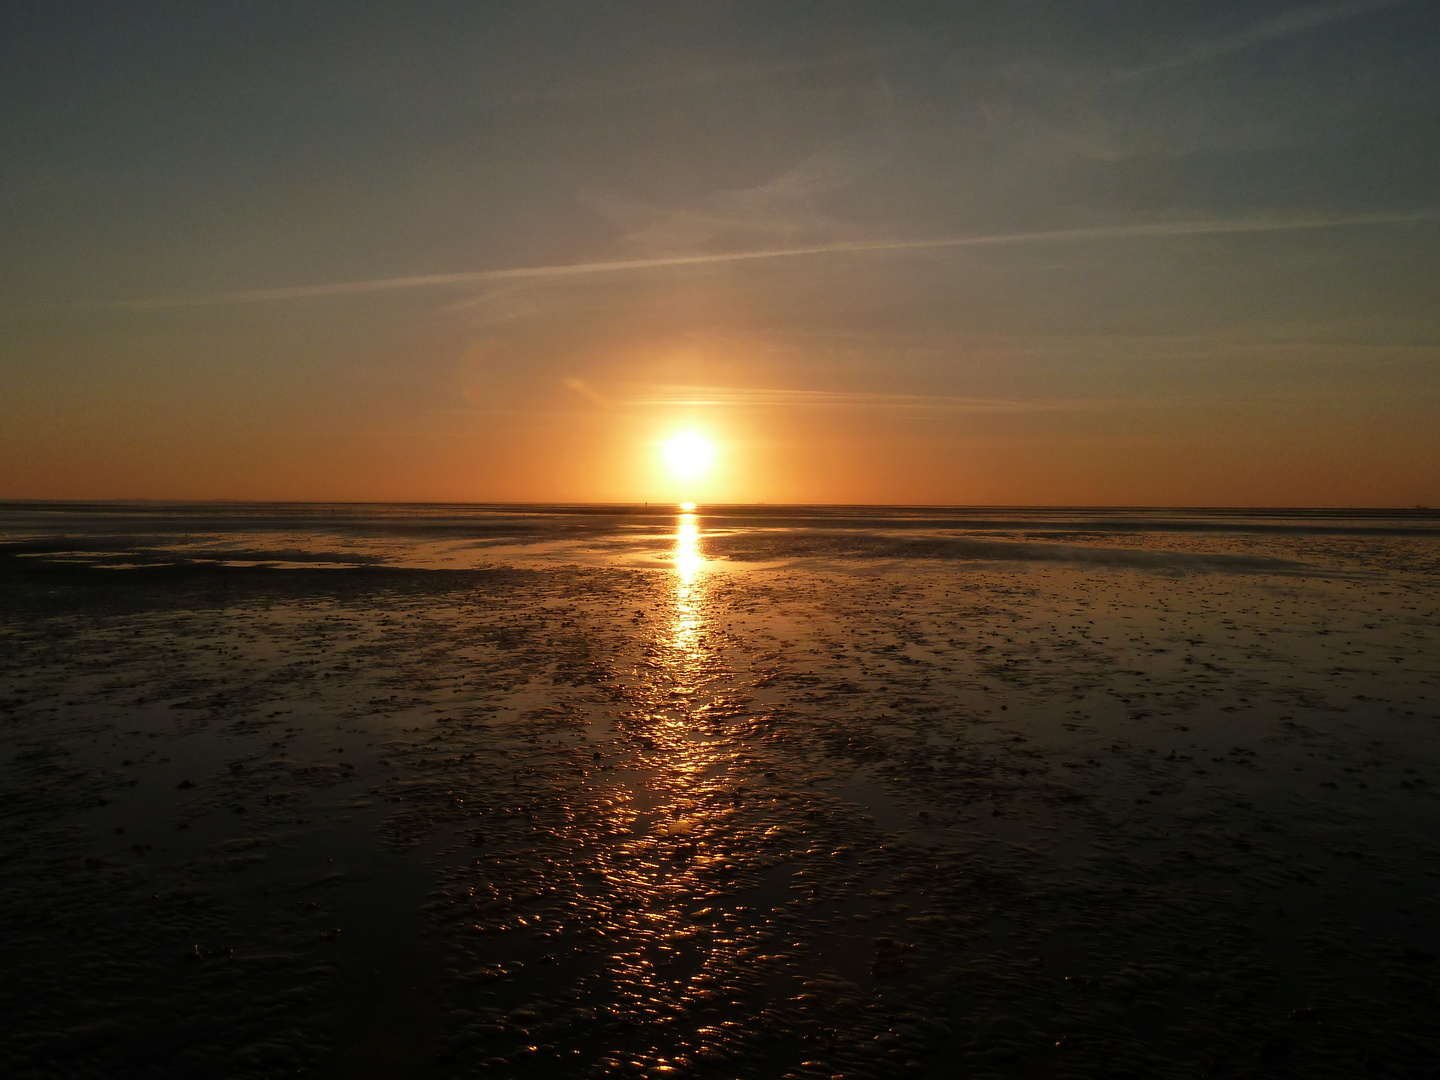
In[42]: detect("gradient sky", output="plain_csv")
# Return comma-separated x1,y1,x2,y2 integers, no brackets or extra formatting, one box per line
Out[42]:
2,0,1438,505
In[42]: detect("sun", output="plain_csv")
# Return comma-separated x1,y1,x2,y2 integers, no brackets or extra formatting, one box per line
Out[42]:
663,432,715,479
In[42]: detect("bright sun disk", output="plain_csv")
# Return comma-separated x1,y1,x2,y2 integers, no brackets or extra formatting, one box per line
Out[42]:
663,432,715,478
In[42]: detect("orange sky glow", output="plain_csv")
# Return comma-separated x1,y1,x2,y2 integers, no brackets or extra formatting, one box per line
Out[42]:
2,3,1438,506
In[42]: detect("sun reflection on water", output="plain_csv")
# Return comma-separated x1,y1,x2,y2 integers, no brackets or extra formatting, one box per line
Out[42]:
467,506,743,1067
671,511,707,674
674,512,705,584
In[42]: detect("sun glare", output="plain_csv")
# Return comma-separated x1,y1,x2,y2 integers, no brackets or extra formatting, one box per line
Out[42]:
663,432,715,479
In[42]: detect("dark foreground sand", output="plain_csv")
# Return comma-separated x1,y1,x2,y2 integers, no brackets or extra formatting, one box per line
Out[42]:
1,506,1438,1078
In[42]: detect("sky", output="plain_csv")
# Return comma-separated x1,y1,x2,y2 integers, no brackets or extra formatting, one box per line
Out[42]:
2,0,1438,506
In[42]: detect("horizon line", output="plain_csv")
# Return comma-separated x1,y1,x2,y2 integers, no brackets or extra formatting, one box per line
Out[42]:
0,497,1433,513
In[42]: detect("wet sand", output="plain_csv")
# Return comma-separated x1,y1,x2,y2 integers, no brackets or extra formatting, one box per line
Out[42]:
1,504,1438,1078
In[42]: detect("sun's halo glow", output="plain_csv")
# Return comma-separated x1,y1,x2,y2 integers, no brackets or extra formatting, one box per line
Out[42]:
663,432,715,479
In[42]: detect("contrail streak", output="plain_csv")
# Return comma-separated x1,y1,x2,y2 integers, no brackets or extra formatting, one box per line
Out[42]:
107,209,1440,311
1114,0,1412,80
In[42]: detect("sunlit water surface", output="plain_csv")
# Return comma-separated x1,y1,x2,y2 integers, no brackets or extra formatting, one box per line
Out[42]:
1,503,1438,1078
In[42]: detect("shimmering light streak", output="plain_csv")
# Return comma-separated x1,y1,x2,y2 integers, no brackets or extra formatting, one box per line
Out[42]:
671,511,707,660
673,512,705,586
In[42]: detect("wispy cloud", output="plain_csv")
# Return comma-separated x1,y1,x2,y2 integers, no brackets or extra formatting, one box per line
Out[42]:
104,208,1440,311
1115,0,1412,80
620,384,1109,414
444,283,553,326
563,378,612,408
581,136,889,251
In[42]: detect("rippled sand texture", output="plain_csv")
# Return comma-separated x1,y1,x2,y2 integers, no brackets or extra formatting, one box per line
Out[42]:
2,507,1438,1079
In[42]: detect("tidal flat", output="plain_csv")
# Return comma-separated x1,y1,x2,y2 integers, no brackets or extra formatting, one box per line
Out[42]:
1,504,1437,1079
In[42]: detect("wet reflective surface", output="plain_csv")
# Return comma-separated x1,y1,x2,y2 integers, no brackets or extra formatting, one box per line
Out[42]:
2,504,1439,1077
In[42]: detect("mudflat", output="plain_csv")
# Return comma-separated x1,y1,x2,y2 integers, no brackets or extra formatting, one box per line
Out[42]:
2,504,1437,1078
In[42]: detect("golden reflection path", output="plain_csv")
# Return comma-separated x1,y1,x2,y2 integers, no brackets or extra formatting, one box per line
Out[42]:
569,507,772,1073
440,507,802,1077
671,512,705,655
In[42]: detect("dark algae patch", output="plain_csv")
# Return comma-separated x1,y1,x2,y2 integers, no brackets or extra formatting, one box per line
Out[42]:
1,504,1438,1078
